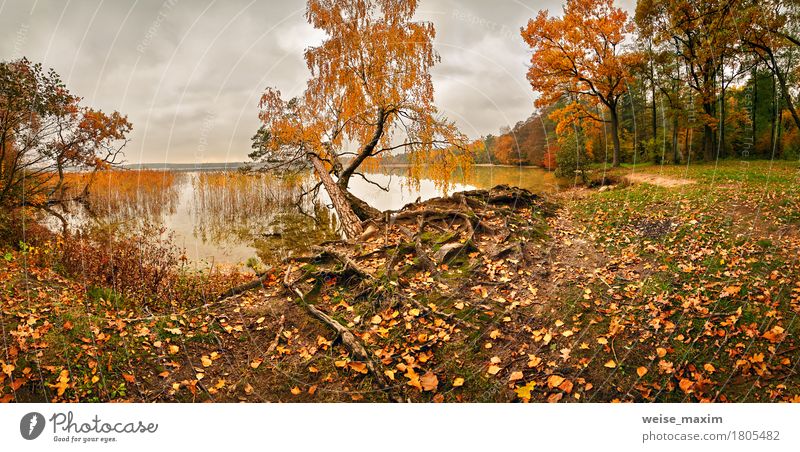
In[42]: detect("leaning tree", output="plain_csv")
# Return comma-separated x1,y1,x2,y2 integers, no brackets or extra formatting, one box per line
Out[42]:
251,0,466,240
0,58,132,231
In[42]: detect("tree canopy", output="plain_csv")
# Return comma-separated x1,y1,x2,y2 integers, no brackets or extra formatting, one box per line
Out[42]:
0,58,132,229
251,0,466,239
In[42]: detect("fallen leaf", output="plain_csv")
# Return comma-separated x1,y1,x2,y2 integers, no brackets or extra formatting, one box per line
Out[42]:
636,367,648,377
720,285,741,297
420,372,438,391
547,375,565,388
349,362,368,374
453,377,465,387
515,381,536,401
604,360,617,368
763,325,786,343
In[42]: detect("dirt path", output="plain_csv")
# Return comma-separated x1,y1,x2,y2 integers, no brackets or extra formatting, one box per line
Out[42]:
624,172,694,188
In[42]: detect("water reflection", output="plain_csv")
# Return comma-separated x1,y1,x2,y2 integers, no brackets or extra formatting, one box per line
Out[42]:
70,170,183,225
187,172,339,266
51,166,559,266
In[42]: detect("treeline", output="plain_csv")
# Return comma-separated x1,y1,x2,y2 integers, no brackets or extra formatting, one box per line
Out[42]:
471,0,800,172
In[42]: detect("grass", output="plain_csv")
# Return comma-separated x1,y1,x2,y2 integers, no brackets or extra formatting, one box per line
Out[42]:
2,159,798,403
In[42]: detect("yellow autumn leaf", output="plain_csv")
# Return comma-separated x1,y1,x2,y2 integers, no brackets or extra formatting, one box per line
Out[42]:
636,367,648,377
453,377,465,387
547,375,565,388
515,381,536,401
604,360,617,368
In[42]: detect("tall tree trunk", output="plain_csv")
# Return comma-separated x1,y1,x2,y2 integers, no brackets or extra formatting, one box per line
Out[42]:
751,67,758,152
771,72,777,152
719,63,726,159
776,99,784,158
609,105,621,167
766,48,800,132
684,125,690,161
309,153,363,240
702,102,715,161
650,42,658,143
672,114,680,164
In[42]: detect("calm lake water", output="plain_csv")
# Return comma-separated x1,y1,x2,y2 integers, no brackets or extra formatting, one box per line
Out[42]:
57,166,560,268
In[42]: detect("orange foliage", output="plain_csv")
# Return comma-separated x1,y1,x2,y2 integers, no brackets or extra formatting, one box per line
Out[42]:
522,0,638,110
255,0,468,200
522,0,638,166
541,145,558,170
493,134,520,165
63,170,180,220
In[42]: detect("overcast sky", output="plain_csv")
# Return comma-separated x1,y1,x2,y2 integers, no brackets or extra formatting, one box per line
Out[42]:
0,0,635,164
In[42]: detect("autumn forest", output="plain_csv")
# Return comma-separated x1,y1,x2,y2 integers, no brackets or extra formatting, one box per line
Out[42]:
1,0,800,406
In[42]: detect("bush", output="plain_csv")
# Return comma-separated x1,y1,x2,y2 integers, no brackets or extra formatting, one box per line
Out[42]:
57,224,248,311
554,134,588,183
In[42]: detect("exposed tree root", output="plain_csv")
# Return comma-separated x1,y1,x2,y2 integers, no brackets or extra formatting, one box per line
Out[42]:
216,268,274,301
282,265,404,403
311,246,373,279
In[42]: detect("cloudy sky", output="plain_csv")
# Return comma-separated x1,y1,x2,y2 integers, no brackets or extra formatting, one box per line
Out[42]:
0,0,635,164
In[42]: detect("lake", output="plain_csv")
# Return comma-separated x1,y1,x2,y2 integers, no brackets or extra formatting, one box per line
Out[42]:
54,165,560,268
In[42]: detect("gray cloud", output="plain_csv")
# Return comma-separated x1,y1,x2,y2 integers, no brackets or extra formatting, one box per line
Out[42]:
0,0,636,163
